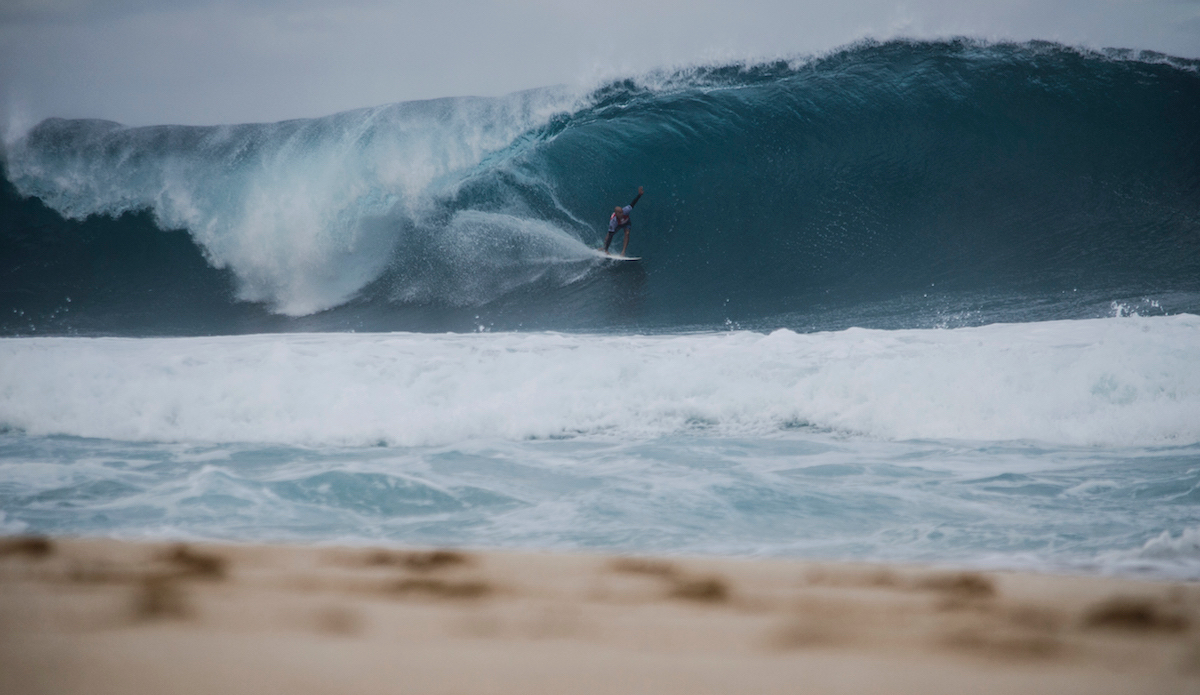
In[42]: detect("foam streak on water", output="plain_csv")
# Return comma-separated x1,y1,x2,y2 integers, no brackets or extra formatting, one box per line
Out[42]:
1,316,1198,578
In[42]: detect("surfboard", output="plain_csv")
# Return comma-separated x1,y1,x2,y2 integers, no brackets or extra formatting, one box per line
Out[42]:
593,249,641,262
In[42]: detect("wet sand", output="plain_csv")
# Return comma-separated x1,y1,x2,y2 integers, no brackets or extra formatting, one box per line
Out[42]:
1,537,1198,694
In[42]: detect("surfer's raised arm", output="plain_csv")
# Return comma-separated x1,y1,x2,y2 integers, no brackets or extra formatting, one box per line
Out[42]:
603,186,645,257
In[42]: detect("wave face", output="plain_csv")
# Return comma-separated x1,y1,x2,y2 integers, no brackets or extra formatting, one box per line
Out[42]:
3,40,1200,335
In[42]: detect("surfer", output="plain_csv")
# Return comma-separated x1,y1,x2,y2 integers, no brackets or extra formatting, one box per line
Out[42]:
603,186,644,256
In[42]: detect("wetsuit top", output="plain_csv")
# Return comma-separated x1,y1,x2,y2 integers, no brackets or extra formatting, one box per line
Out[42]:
608,191,643,233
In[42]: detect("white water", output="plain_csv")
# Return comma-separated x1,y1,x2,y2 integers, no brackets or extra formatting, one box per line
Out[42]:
1,315,1198,578
4,89,580,315
2,315,1197,447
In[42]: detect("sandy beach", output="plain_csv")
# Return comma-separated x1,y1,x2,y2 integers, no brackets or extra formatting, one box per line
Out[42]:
1,536,1197,694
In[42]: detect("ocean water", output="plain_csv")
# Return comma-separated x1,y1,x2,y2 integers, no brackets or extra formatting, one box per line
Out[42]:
1,40,1198,578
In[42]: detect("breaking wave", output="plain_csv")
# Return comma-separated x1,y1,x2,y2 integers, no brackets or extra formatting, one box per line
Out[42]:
3,39,1198,334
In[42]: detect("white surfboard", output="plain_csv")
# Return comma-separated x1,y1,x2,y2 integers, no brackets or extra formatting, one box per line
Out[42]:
593,249,641,262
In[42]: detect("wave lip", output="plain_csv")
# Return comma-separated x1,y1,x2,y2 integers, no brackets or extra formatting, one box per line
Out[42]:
0,315,1197,448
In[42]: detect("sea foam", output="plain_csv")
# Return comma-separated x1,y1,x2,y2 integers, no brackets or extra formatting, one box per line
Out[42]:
1,315,1196,448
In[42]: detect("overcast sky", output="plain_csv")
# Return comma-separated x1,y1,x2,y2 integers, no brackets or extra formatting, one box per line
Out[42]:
1,0,1197,128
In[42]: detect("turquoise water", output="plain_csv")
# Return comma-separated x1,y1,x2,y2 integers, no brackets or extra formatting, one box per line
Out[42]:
2,431,1198,577
2,321,1198,578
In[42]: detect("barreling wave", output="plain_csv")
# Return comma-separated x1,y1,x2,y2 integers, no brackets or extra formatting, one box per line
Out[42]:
3,39,1199,335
